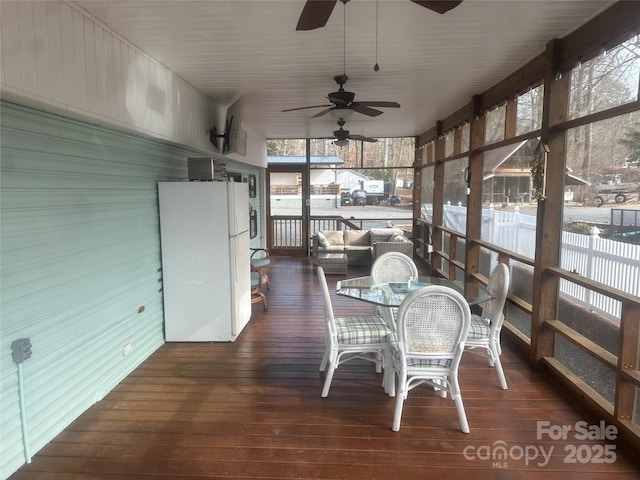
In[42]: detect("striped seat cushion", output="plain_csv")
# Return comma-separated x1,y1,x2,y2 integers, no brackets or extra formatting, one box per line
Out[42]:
335,316,391,344
387,332,452,368
466,314,491,339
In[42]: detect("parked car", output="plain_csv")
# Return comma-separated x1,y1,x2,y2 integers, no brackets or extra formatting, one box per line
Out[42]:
340,191,352,206
351,189,367,206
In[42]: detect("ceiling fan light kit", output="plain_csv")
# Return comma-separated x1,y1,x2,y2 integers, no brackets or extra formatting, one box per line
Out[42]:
329,107,353,120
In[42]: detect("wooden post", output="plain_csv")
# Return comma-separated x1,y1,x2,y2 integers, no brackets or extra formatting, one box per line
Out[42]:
432,123,445,274
530,39,567,366
412,141,423,258
465,96,485,284
615,303,640,422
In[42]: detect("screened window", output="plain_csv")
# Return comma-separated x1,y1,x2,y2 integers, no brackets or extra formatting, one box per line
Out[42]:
442,157,468,234
569,35,640,119
460,123,470,153
516,84,544,135
480,139,538,259
484,104,506,145
420,164,435,222
562,112,640,324
444,130,455,157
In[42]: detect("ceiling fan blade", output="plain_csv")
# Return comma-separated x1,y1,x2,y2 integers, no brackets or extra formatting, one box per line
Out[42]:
296,0,338,31
352,104,384,117
310,107,335,118
356,101,401,108
282,104,332,113
349,134,378,143
410,0,462,14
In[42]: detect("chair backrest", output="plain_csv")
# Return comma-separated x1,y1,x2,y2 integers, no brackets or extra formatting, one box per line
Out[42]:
316,266,337,338
371,252,419,284
395,286,471,366
482,263,510,328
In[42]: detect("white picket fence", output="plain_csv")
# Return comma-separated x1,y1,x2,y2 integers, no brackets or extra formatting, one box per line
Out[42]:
422,202,640,320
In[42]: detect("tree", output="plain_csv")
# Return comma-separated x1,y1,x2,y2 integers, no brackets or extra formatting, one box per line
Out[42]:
618,122,640,164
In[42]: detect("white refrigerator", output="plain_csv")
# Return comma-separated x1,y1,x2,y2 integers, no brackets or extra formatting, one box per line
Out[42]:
158,181,252,341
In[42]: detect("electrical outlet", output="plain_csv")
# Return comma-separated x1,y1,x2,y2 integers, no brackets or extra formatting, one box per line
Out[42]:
11,338,32,363
122,343,133,357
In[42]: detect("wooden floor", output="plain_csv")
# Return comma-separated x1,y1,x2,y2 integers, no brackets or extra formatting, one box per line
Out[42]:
10,258,640,479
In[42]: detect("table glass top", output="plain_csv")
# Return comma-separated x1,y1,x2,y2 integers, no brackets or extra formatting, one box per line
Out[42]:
336,275,492,307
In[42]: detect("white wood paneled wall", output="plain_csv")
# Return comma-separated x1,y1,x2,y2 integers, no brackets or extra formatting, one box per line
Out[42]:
0,0,265,167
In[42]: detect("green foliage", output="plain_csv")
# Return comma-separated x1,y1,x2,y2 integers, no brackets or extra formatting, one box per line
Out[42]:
568,222,591,235
618,122,640,163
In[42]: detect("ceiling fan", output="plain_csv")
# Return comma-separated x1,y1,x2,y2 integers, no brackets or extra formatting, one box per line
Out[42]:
296,0,463,31
333,118,377,147
282,74,400,119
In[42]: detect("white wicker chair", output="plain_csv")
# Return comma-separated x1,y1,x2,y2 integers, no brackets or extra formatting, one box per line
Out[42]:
370,251,418,284
317,266,393,397
371,252,419,327
388,285,471,433
464,263,510,389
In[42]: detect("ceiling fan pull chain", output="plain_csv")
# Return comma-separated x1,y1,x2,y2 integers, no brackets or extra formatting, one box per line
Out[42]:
343,1,347,74
374,0,380,71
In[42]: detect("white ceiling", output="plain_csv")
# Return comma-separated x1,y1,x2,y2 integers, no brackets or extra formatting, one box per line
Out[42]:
75,0,615,141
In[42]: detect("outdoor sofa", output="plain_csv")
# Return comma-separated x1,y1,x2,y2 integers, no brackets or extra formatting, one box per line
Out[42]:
313,227,413,266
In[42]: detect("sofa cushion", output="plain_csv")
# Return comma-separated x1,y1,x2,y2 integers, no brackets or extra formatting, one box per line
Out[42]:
369,228,404,243
320,230,344,245
322,245,345,253
346,245,372,252
344,230,370,246
390,234,408,242
316,231,330,247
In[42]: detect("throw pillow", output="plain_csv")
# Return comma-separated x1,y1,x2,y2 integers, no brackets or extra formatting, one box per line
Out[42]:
317,231,329,247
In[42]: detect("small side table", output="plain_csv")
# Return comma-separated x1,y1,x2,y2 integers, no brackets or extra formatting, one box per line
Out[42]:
317,252,348,275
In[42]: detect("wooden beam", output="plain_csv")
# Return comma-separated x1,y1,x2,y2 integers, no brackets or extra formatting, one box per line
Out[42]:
505,97,517,139
431,137,445,273
479,52,547,113
417,125,438,148
530,39,568,367
412,143,423,252
441,101,474,134
559,1,640,72
464,105,485,285
616,303,640,421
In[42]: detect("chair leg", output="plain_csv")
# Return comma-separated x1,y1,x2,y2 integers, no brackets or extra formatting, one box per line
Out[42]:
490,344,508,390
251,288,268,311
450,376,470,433
383,347,395,397
258,269,270,290
321,362,336,398
392,371,406,431
319,343,329,372
385,368,396,398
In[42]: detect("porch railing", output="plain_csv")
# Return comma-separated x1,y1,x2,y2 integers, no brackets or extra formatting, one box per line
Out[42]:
424,202,640,320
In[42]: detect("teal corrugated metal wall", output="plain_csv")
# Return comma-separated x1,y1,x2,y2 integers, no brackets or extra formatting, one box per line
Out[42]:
0,102,263,478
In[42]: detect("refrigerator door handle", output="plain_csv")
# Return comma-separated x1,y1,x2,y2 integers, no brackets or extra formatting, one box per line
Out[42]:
228,182,239,236
231,236,238,283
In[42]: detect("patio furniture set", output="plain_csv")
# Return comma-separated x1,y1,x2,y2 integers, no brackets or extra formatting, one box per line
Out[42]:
313,227,413,275
318,253,510,432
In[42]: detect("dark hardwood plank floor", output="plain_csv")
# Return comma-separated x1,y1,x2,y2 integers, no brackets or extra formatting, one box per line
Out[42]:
10,258,640,479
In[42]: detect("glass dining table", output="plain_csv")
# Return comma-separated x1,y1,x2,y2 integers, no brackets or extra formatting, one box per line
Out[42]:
336,275,492,309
